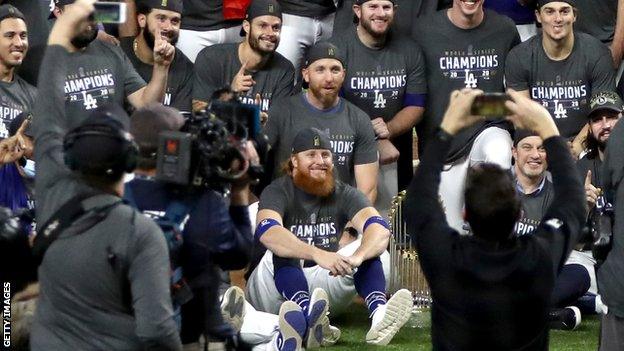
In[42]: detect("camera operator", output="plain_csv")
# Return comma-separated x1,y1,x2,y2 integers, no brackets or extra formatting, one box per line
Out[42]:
404,89,585,349
29,1,181,349
125,103,255,348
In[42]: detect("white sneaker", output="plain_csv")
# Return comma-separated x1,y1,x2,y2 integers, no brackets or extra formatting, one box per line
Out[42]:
319,312,341,346
220,286,246,333
277,301,307,351
366,289,413,345
305,288,329,349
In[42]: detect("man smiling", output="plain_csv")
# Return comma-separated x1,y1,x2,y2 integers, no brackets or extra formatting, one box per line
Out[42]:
505,0,615,144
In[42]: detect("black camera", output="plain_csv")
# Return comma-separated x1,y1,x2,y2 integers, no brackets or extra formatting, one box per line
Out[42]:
155,100,267,191
589,195,614,264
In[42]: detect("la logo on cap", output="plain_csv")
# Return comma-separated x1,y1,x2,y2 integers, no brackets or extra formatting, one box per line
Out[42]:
328,47,335,56
268,4,275,13
313,135,320,147
8,7,15,14
161,0,168,6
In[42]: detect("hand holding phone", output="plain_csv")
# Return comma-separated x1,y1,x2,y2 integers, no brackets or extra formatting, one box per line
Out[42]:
470,93,511,119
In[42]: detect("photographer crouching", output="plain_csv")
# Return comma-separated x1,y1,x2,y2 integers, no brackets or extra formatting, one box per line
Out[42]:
125,103,255,349
30,1,181,349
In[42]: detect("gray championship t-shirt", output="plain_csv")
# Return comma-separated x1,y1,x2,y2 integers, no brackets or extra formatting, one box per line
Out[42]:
575,0,618,43
0,75,36,138
63,40,146,127
514,178,554,236
278,0,336,17
331,29,427,122
120,37,194,112
259,176,370,253
412,9,520,160
264,93,378,185
193,43,296,110
505,32,615,138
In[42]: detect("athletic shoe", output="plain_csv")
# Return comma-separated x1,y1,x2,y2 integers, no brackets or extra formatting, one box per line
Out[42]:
278,301,307,351
220,286,246,333
366,289,413,345
305,288,330,349
319,313,341,346
549,306,581,330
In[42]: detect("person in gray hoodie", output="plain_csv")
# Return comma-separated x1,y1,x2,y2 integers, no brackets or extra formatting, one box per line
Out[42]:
29,1,182,350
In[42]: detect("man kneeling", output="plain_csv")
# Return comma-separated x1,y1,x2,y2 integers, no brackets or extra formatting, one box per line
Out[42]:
246,128,412,349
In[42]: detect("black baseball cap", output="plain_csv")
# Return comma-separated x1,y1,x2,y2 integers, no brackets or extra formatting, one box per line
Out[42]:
48,0,75,19
513,129,540,146
137,0,183,14
536,0,576,9
588,91,624,118
0,5,25,23
304,42,345,68
291,128,332,154
240,0,282,36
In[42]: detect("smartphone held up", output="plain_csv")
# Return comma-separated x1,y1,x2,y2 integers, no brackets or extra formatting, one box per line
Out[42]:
93,2,127,23
471,93,511,119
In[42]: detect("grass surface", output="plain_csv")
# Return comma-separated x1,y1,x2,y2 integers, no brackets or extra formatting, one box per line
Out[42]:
327,305,600,350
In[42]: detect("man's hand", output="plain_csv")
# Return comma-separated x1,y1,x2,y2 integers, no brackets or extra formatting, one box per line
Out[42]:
153,34,175,67
96,30,120,46
255,93,269,125
0,136,25,164
371,117,390,139
377,138,399,165
585,170,600,210
345,254,364,269
505,89,559,140
231,61,255,93
48,0,96,49
439,89,484,135
312,249,353,277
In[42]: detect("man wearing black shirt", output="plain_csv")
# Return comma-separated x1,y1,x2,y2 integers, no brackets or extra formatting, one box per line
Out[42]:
193,0,296,114
404,88,585,350
120,0,194,113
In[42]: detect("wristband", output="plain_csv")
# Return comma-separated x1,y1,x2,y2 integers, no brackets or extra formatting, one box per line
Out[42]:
363,216,389,232
255,218,281,240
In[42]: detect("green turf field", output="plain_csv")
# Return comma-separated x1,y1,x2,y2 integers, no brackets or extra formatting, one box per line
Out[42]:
328,305,600,350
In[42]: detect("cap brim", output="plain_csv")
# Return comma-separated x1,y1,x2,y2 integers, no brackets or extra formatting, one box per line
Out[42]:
589,106,623,117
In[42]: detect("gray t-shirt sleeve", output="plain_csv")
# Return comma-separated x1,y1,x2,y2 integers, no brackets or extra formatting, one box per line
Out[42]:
341,183,372,219
590,44,616,93
272,63,297,100
129,218,182,350
352,109,378,165
258,178,288,217
504,46,530,91
193,47,221,102
405,42,428,95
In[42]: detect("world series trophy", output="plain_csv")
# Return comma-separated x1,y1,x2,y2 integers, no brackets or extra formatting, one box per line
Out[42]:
388,190,432,327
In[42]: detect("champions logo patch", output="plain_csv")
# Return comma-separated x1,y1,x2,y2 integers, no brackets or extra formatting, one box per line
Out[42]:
438,47,499,88
531,80,587,120
64,68,116,111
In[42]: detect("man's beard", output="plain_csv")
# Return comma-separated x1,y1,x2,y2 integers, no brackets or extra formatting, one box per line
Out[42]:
143,22,178,50
248,27,277,55
293,167,335,197
71,23,98,49
360,16,391,39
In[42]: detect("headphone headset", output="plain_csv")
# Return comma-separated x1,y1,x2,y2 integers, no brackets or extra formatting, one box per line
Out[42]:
63,123,139,175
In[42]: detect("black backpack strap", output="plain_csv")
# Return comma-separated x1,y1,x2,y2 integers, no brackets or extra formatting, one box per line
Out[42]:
33,191,121,265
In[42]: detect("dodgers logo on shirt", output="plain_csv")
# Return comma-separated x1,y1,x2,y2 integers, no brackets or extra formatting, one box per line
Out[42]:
439,46,499,89
349,67,407,110
65,68,116,111
531,77,587,120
